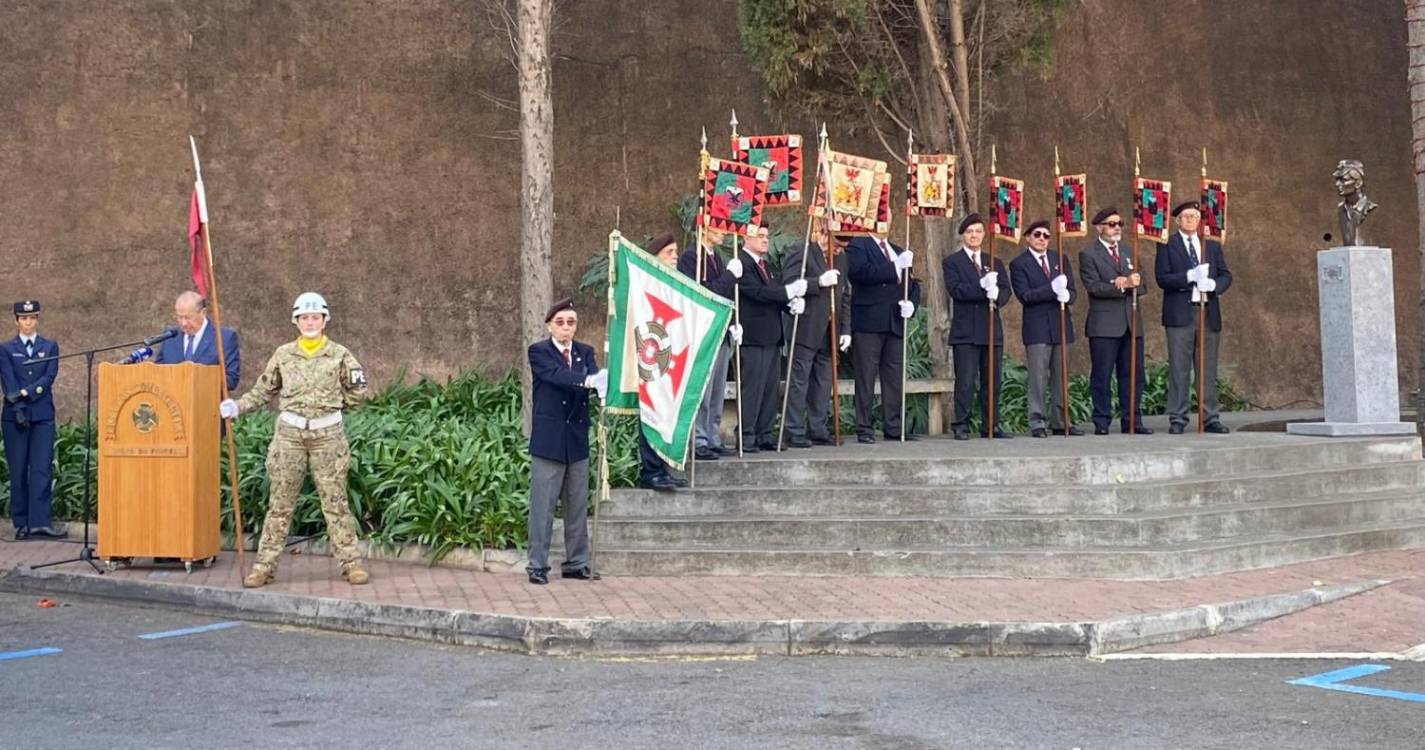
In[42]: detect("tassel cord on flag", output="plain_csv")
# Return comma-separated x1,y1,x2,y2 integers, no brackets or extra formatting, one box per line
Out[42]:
776,125,830,451
190,137,246,571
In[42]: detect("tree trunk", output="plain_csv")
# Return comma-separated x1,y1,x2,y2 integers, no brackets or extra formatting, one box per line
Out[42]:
947,0,973,148
517,0,554,434
914,0,978,212
1408,0,1425,435
916,36,956,423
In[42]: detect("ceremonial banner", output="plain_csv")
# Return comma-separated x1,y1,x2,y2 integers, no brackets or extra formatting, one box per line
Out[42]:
1055,174,1088,237
907,153,956,217
699,158,770,237
732,134,803,206
604,233,734,468
1200,179,1228,241
811,149,891,235
988,175,1025,243
188,181,210,297
1134,177,1173,243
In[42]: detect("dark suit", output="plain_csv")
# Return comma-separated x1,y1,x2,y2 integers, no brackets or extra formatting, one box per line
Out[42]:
1079,239,1151,431
943,248,1012,434
679,246,736,450
1011,249,1078,431
0,335,58,532
846,236,922,439
154,321,241,391
526,338,597,575
1156,233,1233,427
737,249,790,447
781,242,848,442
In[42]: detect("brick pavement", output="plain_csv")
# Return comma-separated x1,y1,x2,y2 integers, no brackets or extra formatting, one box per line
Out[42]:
2,538,1420,644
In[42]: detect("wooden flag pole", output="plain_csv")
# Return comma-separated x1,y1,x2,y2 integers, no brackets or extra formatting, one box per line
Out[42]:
1129,147,1141,437
1054,147,1072,439
899,128,913,443
1197,148,1209,434
777,124,830,450
729,111,744,457
190,136,245,572
986,145,998,441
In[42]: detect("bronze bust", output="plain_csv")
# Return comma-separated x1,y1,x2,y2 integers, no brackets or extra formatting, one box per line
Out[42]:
1333,160,1377,246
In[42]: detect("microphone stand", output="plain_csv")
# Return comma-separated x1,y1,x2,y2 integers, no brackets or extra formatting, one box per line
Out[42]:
30,335,170,573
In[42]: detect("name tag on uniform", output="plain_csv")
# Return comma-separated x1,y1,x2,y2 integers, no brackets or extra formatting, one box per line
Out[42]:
349,368,367,387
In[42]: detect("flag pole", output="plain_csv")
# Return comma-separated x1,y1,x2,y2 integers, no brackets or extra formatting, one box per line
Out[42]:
190,136,246,572
592,229,621,578
1054,146,1072,439
1129,147,1141,437
729,110,745,457
899,128,913,443
1197,148,1209,434
986,144,998,442
687,131,711,487
776,124,829,451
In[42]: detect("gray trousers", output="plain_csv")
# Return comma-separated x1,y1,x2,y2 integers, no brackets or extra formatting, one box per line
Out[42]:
739,343,781,446
853,331,904,438
1166,323,1221,426
1026,343,1068,431
527,456,590,574
785,338,833,441
695,342,731,449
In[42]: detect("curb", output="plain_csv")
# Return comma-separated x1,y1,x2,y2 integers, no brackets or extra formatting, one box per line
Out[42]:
0,568,1386,658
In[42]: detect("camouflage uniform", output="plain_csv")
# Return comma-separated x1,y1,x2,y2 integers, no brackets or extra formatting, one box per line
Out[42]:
237,339,369,576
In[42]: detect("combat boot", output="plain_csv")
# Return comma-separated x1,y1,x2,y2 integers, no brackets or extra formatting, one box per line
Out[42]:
342,565,370,585
243,566,274,588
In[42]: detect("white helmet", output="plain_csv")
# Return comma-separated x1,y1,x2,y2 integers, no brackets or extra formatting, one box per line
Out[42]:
291,292,330,322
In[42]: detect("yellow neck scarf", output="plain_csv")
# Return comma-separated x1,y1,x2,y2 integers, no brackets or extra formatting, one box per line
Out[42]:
297,335,328,357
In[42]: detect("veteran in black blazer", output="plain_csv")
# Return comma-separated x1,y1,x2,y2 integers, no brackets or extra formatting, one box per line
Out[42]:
1155,202,1234,434
1009,219,1080,437
943,214,1013,439
737,226,806,451
780,227,849,447
846,233,922,442
1078,207,1152,435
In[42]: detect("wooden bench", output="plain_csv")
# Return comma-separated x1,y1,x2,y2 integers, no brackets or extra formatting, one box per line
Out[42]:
722,378,955,436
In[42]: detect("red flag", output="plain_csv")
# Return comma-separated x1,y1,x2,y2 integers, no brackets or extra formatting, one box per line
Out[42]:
189,189,208,297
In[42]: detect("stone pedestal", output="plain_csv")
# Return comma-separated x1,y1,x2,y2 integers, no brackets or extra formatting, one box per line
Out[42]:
1288,246,1415,436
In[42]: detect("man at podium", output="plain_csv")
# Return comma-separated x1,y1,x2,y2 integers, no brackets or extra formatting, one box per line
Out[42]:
154,291,240,391
220,292,371,588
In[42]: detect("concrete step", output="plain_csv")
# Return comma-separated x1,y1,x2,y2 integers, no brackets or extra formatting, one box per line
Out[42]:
591,519,1425,579
596,490,1425,549
606,462,1425,518
688,436,1421,487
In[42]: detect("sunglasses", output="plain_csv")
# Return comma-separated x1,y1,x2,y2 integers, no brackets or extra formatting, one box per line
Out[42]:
550,318,578,327
1099,221,1125,228
1029,231,1051,239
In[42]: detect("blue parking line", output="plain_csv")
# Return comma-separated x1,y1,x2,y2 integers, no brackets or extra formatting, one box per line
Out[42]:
0,647,62,661
137,622,243,640
1288,664,1425,704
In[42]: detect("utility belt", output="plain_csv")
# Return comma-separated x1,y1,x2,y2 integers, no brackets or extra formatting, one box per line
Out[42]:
279,410,343,431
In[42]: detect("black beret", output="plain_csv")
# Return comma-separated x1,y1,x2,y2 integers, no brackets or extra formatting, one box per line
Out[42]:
958,213,984,234
647,232,678,256
1171,201,1200,217
13,300,40,316
1091,207,1120,225
544,297,575,323
1026,219,1051,235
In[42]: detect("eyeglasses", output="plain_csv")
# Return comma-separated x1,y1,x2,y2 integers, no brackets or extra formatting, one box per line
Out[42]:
1029,231,1051,239
551,318,577,327
1099,221,1125,228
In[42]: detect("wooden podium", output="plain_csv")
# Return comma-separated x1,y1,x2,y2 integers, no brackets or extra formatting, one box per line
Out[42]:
96,362,222,566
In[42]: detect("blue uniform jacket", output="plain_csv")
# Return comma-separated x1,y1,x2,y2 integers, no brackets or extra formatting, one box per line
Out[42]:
845,236,922,336
1009,248,1077,346
943,249,1012,346
528,338,598,464
0,336,58,423
1155,234,1232,332
154,324,241,391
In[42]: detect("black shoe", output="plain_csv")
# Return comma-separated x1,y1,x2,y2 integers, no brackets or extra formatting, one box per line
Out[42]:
953,431,970,441
1031,428,1048,438
756,441,777,452
1094,425,1110,435
13,527,28,541
741,444,760,454
26,525,67,539
694,447,720,461
528,569,549,585
1125,425,1154,435
1205,422,1231,434
787,438,812,448
561,566,601,581
668,475,689,488
980,430,1014,439
884,433,919,442
857,434,876,444
715,445,738,456
1168,423,1185,435
638,475,679,492
1051,426,1085,436
809,435,833,446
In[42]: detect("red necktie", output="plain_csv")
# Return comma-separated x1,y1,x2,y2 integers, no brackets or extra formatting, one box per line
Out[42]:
758,259,768,280
879,240,892,262
1108,243,1120,265
563,348,571,368
1040,255,1052,278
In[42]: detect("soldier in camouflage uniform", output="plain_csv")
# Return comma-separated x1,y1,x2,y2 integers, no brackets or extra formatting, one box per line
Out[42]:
220,292,372,588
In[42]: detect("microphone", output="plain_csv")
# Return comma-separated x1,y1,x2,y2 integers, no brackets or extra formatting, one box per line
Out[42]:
143,327,180,346
118,346,154,365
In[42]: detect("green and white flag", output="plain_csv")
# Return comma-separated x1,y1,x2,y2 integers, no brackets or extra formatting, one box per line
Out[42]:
604,231,733,469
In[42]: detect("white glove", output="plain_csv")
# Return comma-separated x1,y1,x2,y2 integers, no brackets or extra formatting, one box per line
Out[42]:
839,335,852,352
899,300,915,319
1192,263,1210,284
985,285,1000,302
818,269,840,287
788,297,806,315
784,278,808,298
1050,274,1069,295
893,250,914,271
978,271,999,290
1056,289,1071,304
585,369,608,397
728,324,744,345
219,399,240,419
1197,277,1217,293
726,257,743,279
